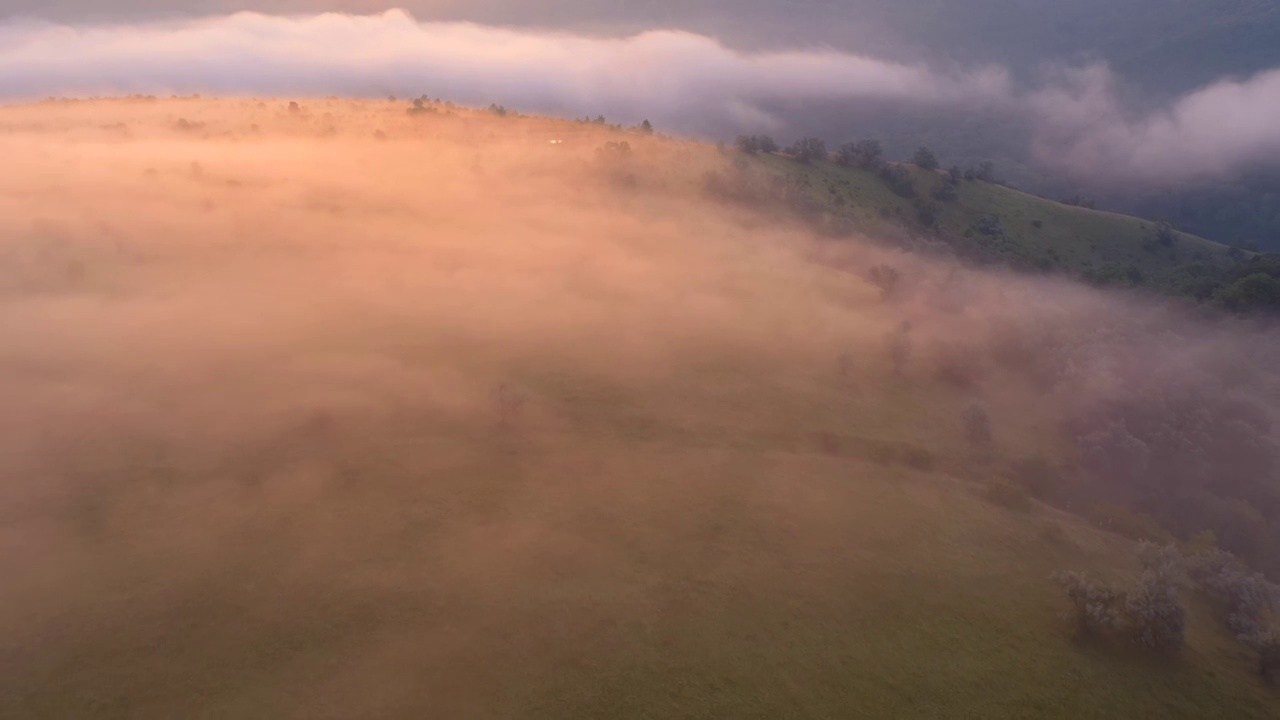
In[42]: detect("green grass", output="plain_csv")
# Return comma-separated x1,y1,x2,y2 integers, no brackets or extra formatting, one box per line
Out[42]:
4,103,1277,718
745,153,1244,286
12,364,1276,719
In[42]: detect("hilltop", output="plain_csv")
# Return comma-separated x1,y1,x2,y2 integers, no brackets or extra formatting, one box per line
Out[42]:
0,97,1278,718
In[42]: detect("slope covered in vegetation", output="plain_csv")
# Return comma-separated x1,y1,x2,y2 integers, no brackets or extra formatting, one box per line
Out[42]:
714,144,1266,305
0,97,1277,718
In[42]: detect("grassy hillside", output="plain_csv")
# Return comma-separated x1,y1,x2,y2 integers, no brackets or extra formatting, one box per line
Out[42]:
1,98,1278,718
737,151,1245,292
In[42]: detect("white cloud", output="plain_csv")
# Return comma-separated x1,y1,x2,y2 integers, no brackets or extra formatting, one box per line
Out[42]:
0,9,1010,133
3,9,1280,183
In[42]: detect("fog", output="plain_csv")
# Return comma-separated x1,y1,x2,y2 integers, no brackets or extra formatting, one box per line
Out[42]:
2,97,1279,716
4,10,1280,184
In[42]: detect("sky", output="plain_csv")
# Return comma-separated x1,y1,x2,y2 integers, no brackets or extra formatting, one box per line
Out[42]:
2,2,1280,184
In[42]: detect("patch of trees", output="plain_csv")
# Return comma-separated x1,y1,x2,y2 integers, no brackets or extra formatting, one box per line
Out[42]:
786,137,828,164
970,214,1005,238
912,146,940,171
834,139,884,169
407,98,437,116
1053,567,1186,655
964,161,997,183
879,165,915,198
1056,544,1280,680
733,135,779,154
932,179,959,203
1064,385,1280,573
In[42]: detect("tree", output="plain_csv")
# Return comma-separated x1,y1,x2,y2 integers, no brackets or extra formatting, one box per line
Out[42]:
639,119,654,134
947,165,963,183
836,139,883,168
1153,221,1178,247
1127,571,1187,654
1243,628,1280,683
1054,571,1128,638
932,181,958,202
912,146,940,171
974,160,997,182
879,164,915,198
1218,273,1280,312
787,137,827,164
735,135,778,154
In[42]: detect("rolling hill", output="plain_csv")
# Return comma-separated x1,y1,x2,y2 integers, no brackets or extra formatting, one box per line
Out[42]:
1,97,1277,718
709,145,1253,300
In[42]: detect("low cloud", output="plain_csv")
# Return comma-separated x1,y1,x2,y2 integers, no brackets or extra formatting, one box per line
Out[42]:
0,9,1008,134
2,9,1280,183
1027,64,1280,184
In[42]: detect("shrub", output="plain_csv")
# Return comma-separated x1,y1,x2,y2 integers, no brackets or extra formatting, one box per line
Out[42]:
932,181,958,202
734,135,776,153
835,139,883,168
1153,221,1178,247
972,214,1005,237
1135,541,1185,583
1187,550,1279,636
1054,571,1128,638
1242,628,1280,683
786,137,827,164
1053,567,1187,655
879,164,916,198
912,146,940,171
1126,571,1187,654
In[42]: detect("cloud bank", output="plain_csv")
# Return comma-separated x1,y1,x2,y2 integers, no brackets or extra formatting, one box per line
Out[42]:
1027,64,1280,184
2,9,1280,183
0,9,1010,134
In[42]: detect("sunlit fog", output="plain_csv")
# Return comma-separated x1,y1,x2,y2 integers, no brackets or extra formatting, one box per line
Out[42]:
4,1,1280,715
